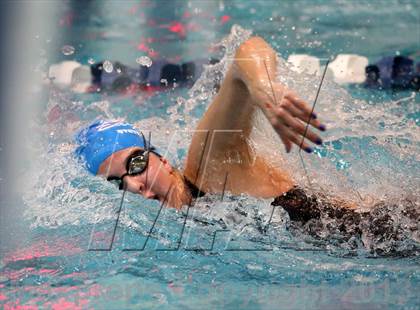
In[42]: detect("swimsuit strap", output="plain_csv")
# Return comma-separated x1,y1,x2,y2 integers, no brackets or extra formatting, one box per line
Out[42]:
184,177,206,198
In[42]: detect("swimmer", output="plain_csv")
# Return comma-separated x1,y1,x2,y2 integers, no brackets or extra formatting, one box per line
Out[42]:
74,37,414,227
364,55,419,90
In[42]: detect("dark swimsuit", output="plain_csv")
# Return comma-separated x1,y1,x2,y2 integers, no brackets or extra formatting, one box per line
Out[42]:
184,178,206,199
185,180,419,255
184,180,324,223
271,186,361,224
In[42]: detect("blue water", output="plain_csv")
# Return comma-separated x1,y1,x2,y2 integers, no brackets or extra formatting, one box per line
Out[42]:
1,1,419,309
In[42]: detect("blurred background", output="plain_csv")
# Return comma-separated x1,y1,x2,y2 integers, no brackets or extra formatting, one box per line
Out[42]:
0,1,418,308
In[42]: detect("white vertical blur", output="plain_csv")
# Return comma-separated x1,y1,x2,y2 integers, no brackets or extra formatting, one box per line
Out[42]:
6,2,61,192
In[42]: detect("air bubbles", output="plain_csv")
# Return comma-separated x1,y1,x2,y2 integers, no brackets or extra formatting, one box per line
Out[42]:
136,56,153,67
103,60,113,73
61,45,75,56
88,58,95,65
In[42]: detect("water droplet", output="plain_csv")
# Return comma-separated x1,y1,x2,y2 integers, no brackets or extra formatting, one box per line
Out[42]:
116,68,122,73
61,45,75,56
160,78,168,86
103,60,113,73
88,58,95,65
136,56,153,67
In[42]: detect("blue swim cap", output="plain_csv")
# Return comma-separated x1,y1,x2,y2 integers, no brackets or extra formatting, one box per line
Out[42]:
75,120,150,174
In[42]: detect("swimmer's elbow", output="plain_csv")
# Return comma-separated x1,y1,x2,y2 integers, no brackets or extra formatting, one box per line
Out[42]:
241,36,268,47
233,36,277,86
236,36,276,59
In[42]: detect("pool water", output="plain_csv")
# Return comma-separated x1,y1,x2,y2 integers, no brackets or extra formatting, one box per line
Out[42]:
1,1,419,309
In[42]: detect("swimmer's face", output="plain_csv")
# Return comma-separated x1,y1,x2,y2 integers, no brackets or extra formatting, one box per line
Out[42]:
97,147,175,202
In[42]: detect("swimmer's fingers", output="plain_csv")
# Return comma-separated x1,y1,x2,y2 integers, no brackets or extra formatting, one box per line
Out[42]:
279,132,293,153
281,98,323,130
273,106,322,147
263,101,292,152
284,92,312,114
284,92,326,131
270,119,294,153
270,116,312,153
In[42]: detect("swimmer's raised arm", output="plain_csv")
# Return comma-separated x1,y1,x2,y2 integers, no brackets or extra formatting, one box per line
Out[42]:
232,36,325,153
188,37,324,157
74,38,362,212
184,36,325,195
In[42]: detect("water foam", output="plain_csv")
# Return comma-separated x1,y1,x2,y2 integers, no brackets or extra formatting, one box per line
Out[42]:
23,25,419,256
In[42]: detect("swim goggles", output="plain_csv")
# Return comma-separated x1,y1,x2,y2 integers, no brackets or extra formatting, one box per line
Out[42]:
107,148,151,190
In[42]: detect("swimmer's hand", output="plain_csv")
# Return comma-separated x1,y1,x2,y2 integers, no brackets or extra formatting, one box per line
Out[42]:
233,36,325,154
251,83,326,153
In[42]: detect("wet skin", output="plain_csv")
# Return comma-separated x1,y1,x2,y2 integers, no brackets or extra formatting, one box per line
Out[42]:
97,147,176,202
97,36,328,209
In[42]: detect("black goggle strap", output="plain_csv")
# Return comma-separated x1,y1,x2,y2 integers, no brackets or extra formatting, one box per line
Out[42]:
118,172,129,190
139,130,149,151
140,129,160,158
107,175,126,190
145,131,152,190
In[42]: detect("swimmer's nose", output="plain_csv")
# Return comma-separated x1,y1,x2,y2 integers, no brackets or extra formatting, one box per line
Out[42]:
143,189,157,200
